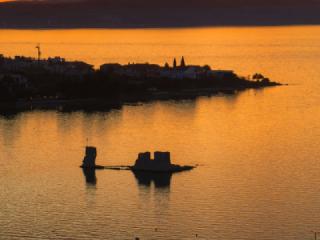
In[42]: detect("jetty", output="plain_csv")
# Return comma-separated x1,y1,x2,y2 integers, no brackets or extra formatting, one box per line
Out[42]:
80,147,195,173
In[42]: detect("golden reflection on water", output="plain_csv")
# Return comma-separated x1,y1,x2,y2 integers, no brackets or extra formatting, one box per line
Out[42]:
1,26,320,239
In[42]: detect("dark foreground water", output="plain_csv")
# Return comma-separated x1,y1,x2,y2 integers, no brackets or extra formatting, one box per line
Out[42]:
1,26,320,240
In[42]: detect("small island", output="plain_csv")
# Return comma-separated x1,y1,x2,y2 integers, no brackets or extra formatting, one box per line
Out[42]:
80,146,195,173
0,54,282,111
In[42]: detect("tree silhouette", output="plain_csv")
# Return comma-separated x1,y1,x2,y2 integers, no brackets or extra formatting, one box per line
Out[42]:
173,58,177,69
180,56,186,68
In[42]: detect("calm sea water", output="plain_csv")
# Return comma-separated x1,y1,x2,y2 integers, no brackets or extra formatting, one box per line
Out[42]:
1,26,320,240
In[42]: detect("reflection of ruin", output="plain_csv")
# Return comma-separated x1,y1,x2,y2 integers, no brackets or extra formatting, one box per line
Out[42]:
133,171,172,188
82,168,97,185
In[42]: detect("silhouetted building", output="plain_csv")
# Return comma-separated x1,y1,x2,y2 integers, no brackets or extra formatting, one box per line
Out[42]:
210,70,235,79
133,151,171,171
132,151,194,172
0,54,93,76
81,146,97,168
99,58,234,80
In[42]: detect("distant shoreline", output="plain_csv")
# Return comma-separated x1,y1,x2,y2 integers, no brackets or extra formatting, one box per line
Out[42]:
1,3,320,29
1,23,320,30
0,54,282,112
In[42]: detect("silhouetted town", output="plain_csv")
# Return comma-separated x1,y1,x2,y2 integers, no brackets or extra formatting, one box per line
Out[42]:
0,53,281,110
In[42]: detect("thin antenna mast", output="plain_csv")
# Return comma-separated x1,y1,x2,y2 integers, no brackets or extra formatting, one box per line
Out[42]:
35,44,41,61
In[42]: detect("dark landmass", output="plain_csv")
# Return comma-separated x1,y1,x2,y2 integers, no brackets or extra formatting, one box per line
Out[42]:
0,0,320,28
0,54,281,112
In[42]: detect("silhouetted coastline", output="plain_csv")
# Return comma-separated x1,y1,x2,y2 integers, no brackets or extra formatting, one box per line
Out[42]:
0,54,282,112
1,0,320,28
